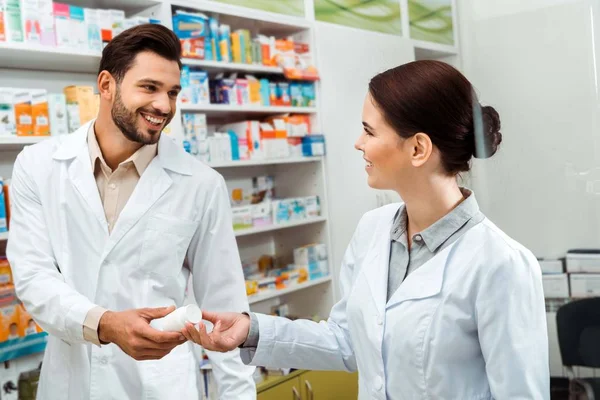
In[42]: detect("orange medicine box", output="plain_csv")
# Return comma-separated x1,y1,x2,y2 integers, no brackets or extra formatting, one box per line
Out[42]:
13,90,33,136
0,258,12,287
0,298,20,341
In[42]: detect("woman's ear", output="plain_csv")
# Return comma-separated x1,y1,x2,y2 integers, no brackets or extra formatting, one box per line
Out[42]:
410,132,433,168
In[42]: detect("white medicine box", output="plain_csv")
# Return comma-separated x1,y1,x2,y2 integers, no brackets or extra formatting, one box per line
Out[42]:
566,250,600,273
538,259,564,274
569,274,600,298
541,274,569,299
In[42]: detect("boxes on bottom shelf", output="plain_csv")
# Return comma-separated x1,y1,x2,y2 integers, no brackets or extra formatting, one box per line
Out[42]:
569,273,600,297
542,274,570,298
294,243,329,280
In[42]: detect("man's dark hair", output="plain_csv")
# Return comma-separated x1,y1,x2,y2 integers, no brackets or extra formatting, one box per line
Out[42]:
98,23,182,82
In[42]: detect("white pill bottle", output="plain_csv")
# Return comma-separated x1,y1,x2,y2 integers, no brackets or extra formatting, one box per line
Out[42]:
151,304,203,332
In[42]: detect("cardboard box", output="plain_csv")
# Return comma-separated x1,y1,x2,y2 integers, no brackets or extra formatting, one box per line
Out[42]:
18,304,41,336
0,258,12,287
53,2,70,48
569,273,600,298
0,88,16,135
48,93,68,135
69,5,85,50
31,89,49,136
539,259,564,274
566,250,600,273
38,0,54,46
4,0,23,43
232,205,252,230
84,8,101,52
109,9,125,38
13,89,32,136
293,243,328,280
63,85,95,130
542,274,569,298
0,2,5,41
0,301,19,341
20,0,40,44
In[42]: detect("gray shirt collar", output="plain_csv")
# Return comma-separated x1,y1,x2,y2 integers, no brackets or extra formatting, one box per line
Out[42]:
390,188,482,252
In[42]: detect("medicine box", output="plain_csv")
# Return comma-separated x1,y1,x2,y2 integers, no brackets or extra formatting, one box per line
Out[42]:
0,88,16,136
48,93,68,135
21,0,41,44
13,89,32,136
569,273,600,297
232,205,252,230
31,89,50,136
566,249,600,273
5,0,23,43
538,259,564,274
63,85,95,131
541,274,569,298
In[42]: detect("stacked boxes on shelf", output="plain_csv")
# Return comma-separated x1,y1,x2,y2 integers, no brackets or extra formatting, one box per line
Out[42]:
0,85,96,137
180,65,316,108
243,244,329,298
541,250,600,310
0,258,46,363
171,9,319,81
227,174,321,232
180,112,325,163
0,1,160,51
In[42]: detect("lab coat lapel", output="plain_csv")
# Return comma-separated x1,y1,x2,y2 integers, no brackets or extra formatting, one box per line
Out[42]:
61,124,108,234
364,217,393,317
386,243,454,309
99,157,172,262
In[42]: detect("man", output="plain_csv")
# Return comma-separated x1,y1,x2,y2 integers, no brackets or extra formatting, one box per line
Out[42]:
7,24,256,399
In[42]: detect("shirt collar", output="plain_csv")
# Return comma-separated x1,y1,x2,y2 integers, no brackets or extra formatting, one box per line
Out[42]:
87,123,157,177
390,188,481,252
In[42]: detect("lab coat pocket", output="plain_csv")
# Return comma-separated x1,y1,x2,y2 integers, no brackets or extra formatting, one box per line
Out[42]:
139,215,198,278
142,346,197,400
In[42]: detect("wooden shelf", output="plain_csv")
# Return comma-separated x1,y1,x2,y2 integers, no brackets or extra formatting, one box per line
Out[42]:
248,276,332,305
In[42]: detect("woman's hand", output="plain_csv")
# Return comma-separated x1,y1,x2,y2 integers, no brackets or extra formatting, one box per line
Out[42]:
182,311,251,352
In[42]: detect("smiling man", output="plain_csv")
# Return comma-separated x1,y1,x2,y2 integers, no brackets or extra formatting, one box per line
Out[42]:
7,24,256,399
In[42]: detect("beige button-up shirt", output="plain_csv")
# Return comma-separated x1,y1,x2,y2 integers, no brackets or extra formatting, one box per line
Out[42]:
82,124,157,345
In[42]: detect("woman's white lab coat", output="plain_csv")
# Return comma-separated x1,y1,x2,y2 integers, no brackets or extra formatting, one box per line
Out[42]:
7,121,256,400
246,204,549,400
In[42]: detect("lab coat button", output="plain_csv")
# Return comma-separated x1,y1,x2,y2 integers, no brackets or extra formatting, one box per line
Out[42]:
100,356,108,365
377,316,383,325
374,376,383,390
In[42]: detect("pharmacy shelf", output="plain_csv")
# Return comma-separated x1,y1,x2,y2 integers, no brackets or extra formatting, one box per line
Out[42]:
182,58,283,74
207,156,322,168
0,42,101,73
234,216,326,238
248,276,332,305
171,0,311,36
179,104,317,118
0,136,48,151
0,232,8,241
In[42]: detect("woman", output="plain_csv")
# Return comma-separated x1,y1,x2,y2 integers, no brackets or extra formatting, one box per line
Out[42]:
183,60,550,399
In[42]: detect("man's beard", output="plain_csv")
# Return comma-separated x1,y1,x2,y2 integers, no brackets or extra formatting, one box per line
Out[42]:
111,88,171,145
